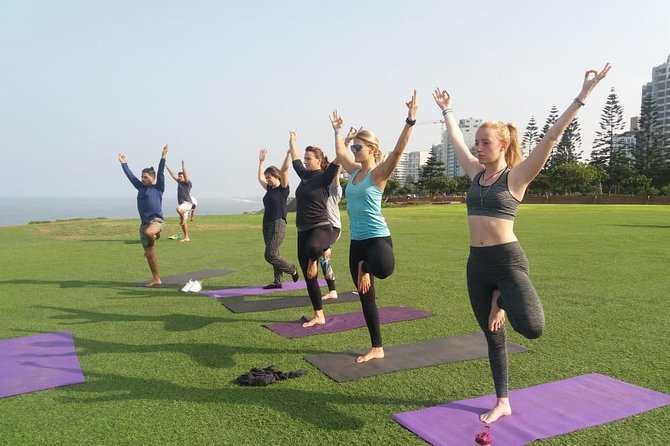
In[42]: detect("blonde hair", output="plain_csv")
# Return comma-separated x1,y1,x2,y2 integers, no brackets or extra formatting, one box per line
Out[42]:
478,121,522,167
355,130,383,164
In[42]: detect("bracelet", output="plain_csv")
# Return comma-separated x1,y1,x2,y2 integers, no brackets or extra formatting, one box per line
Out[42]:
405,117,416,126
441,108,452,116
334,130,341,137
574,97,585,107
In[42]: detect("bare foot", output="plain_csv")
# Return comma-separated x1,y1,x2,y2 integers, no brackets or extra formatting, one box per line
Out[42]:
302,316,326,327
180,238,190,243
306,258,318,279
480,398,512,423
145,280,161,287
357,260,370,294
322,290,338,300
356,347,384,363
488,289,505,332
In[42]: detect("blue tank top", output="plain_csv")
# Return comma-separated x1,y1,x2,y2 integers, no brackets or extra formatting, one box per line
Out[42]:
466,168,520,221
345,168,390,240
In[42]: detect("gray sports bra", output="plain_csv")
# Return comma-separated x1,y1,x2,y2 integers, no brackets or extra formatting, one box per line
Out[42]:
466,168,520,221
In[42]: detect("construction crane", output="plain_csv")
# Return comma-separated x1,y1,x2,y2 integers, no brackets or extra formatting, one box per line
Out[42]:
415,120,446,144
416,119,446,133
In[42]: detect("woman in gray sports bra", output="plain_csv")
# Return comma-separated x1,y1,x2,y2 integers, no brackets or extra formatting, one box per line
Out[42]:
433,64,611,424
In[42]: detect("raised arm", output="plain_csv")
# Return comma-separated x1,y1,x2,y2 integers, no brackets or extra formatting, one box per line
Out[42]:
511,64,611,190
257,149,268,190
288,130,300,162
280,149,291,188
372,90,418,184
180,160,189,183
166,164,179,182
433,89,482,179
119,153,142,189
156,145,168,192
330,111,360,175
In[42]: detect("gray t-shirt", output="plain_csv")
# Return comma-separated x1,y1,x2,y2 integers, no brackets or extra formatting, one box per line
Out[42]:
325,183,342,229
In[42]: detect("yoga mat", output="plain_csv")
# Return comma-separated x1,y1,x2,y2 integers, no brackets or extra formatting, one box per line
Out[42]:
392,373,670,446
132,268,234,287
202,278,326,298
221,291,360,313
0,331,85,399
265,306,432,339
305,332,526,382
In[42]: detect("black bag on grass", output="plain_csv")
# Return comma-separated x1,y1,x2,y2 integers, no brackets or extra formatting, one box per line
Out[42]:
236,365,308,386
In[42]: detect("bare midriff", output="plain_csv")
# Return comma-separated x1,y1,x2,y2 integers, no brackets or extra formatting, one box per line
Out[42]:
468,215,517,247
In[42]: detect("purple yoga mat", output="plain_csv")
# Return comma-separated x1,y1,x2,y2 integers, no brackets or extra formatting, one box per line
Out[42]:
0,331,85,399
264,306,433,338
393,373,670,445
201,279,327,298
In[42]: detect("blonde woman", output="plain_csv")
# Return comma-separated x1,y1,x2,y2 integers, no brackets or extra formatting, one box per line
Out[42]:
330,90,417,363
432,64,610,423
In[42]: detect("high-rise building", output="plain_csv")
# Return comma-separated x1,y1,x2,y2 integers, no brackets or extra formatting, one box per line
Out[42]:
404,151,430,184
641,54,670,150
443,117,482,178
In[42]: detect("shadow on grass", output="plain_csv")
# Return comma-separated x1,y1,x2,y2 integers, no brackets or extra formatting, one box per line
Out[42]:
34,305,276,331
79,239,139,244
0,278,204,297
57,369,438,430
13,333,327,370
0,278,134,289
606,224,670,229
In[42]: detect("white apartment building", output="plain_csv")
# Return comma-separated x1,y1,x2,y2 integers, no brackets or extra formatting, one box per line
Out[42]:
641,54,670,150
404,151,430,184
443,117,482,178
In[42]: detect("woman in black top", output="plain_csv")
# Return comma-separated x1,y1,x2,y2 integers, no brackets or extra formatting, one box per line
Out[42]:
258,148,299,289
288,130,340,327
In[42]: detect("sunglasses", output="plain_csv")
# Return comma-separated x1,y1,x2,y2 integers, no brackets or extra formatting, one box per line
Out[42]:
350,144,364,152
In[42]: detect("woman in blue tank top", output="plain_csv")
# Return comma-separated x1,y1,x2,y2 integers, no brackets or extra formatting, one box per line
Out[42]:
329,90,417,363
432,64,611,423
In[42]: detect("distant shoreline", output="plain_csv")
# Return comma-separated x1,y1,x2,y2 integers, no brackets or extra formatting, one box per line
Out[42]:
0,196,264,227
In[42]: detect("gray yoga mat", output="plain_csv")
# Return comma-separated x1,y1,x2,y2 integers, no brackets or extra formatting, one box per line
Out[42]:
305,332,527,382
132,268,234,287
221,291,360,313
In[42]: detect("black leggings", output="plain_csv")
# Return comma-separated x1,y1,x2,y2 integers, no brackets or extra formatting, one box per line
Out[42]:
467,241,545,397
321,227,341,292
298,225,333,311
349,236,395,347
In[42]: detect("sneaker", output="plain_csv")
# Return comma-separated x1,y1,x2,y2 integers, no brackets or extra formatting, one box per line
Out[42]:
291,270,299,283
181,280,194,292
189,280,202,293
263,282,282,289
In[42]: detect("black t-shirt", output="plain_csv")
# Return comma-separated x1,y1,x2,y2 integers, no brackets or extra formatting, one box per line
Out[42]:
262,185,290,224
293,160,339,230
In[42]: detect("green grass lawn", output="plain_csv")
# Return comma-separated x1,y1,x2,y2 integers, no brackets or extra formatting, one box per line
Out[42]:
0,204,668,445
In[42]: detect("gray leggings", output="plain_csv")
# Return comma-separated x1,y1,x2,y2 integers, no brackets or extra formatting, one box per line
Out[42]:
466,241,545,397
262,219,296,284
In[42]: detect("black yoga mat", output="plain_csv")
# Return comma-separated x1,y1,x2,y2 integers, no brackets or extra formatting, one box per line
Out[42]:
305,332,527,382
221,291,360,313
132,268,234,287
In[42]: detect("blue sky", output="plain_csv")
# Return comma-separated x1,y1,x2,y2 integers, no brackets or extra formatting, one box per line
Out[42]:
2,0,669,200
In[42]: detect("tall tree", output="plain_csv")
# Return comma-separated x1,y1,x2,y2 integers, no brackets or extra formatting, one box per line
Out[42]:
590,87,625,192
632,93,667,188
521,115,539,159
417,146,445,193
537,106,559,170
551,117,583,167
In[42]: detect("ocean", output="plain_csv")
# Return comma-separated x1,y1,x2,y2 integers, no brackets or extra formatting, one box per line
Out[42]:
1,197,264,227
